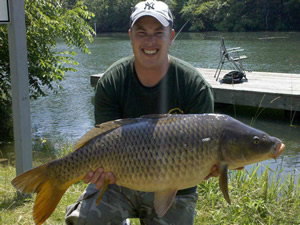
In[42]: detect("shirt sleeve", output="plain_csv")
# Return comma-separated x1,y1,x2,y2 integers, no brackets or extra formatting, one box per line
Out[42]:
185,73,214,114
94,74,121,125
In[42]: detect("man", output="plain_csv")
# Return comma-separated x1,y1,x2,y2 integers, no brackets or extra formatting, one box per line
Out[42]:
65,1,216,224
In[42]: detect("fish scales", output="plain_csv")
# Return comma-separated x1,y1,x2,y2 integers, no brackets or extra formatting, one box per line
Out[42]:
48,114,221,191
125,116,205,188
11,113,285,225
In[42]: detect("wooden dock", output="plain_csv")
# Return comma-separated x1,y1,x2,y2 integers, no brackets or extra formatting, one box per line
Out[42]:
90,68,300,112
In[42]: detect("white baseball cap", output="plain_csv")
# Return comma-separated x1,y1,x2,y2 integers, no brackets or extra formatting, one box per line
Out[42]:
130,0,173,28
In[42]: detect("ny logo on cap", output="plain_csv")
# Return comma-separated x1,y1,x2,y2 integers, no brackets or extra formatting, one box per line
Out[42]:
144,2,155,10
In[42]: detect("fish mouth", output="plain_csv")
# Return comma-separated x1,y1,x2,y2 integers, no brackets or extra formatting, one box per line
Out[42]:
270,142,285,159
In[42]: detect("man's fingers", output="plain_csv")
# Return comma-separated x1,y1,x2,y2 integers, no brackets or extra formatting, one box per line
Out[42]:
210,166,220,177
83,171,94,184
90,168,104,184
107,172,116,184
204,165,244,180
82,168,116,189
95,173,106,189
204,165,220,180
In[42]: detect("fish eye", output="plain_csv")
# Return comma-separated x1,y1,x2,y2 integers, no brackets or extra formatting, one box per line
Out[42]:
253,136,260,144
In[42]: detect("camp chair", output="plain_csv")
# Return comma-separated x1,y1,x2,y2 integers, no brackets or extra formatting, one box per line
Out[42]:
214,38,248,81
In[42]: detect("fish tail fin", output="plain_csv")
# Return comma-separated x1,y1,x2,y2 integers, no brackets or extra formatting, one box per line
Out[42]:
12,164,49,193
11,164,72,225
33,180,69,225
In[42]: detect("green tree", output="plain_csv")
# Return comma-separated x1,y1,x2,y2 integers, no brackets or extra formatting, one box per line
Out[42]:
283,0,300,30
169,0,189,31
85,0,139,32
180,0,300,31
181,0,222,31
0,0,95,140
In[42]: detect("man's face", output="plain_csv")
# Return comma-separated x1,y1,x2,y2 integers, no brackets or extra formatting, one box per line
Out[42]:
129,16,175,70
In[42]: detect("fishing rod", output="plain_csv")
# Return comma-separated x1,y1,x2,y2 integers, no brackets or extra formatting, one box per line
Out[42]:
173,20,190,41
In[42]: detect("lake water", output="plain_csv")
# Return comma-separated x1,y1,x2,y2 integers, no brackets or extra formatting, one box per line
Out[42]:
1,32,300,181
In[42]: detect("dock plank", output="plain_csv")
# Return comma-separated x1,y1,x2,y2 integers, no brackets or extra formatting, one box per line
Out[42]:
90,68,300,111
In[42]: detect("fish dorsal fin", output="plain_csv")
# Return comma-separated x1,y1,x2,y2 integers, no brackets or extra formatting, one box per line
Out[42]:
140,114,171,119
74,118,138,150
219,163,231,204
154,189,178,217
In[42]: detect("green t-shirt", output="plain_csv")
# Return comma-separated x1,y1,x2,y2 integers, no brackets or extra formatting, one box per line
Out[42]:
95,55,214,124
94,55,214,195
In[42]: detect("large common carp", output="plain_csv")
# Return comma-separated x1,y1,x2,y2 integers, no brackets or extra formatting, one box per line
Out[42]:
12,114,285,225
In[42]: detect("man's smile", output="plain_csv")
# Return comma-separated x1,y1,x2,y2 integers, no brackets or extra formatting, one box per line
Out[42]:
143,49,158,55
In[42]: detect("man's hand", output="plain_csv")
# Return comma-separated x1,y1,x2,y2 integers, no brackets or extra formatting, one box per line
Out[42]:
83,168,116,189
204,165,244,180
204,165,219,180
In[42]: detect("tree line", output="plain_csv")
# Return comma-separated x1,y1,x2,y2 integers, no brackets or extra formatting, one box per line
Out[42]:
66,0,300,32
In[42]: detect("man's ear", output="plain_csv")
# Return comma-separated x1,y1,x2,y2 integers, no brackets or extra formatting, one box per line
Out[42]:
128,29,132,41
170,29,175,44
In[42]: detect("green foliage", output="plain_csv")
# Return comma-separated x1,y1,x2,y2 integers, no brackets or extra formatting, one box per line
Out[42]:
84,0,139,32
195,164,300,224
58,0,300,32
181,0,300,31
0,27,12,141
0,0,95,140
0,27,10,103
168,0,187,30
24,0,95,98
181,0,222,31
0,99,13,141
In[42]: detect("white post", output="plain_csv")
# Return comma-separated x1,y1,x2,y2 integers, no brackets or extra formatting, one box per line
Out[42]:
7,0,32,175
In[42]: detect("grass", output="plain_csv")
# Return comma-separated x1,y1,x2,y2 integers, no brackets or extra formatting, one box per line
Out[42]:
0,165,88,225
194,165,299,224
1,142,299,225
